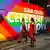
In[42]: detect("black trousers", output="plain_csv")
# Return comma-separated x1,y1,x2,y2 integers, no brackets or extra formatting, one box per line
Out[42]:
22,31,28,42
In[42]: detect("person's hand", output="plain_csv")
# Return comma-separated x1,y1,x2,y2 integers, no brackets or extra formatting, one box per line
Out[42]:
23,30,25,32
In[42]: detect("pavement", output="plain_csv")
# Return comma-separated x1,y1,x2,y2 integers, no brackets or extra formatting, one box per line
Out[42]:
0,33,50,50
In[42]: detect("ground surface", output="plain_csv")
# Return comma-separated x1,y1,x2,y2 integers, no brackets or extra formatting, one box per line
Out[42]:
0,33,50,50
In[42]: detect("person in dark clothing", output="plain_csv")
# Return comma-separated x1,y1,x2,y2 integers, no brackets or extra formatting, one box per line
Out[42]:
21,18,28,43
18,18,28,43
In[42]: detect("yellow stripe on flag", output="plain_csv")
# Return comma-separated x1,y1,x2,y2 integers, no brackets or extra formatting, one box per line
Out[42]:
0,33,7,40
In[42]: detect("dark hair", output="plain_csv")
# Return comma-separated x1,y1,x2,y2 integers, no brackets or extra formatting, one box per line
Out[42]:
22,18,25,21
31,18,35,22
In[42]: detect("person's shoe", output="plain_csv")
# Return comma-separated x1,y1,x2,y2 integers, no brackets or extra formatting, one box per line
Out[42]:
23,41,25,44
23,41,27,44
18,41,21,43
30,41,32,44
33,41,34,44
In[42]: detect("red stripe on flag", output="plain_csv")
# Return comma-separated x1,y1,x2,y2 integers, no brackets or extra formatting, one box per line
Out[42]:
0,20,18,39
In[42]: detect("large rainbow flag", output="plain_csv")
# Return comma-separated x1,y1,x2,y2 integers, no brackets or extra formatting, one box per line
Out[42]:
0,0,21,40
0,0,44,40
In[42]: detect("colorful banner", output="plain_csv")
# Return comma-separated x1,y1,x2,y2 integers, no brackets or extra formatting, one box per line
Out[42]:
0,2,44,40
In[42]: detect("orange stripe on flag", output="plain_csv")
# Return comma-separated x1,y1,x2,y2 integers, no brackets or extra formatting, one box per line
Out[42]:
0,24,13,40
1,20,18,38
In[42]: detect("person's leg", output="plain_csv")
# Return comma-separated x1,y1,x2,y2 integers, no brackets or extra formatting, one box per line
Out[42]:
30,37,33,44
25,31,28,42
30,36,35,46
33,39,34,44
30,38,34,47
31,39,32,44
23,32,27,43
18,31,22,43
24,35,28,42
32,35,36,44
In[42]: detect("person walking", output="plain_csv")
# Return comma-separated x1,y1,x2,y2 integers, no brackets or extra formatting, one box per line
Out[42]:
29,17,36,45
20,18,28,43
